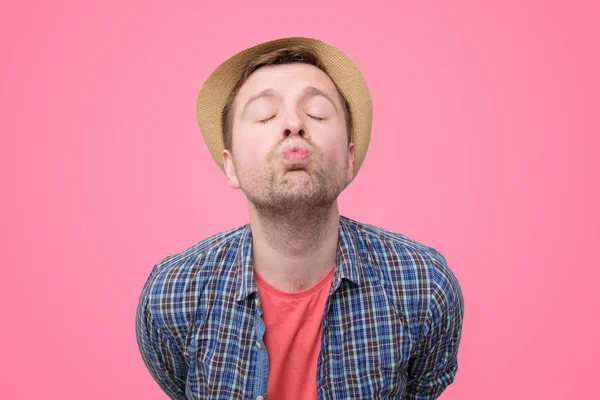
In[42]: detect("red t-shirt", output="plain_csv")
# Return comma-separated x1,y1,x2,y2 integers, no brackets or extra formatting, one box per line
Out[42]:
254,265,335,400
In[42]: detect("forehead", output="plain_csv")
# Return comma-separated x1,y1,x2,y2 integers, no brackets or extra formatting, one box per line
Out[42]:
235,63,339,103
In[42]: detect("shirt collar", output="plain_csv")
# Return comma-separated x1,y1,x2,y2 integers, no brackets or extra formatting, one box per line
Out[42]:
234,214,366,302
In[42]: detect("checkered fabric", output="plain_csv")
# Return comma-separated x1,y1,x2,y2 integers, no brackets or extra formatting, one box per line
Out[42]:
135,215,464,399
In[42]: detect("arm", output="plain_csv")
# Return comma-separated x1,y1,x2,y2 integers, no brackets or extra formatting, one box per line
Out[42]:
405,257,465,399
135,267,189,399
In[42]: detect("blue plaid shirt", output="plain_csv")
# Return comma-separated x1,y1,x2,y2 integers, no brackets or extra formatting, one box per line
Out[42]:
135,215,464,399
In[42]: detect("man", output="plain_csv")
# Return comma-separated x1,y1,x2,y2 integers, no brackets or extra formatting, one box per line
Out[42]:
135,36,464,400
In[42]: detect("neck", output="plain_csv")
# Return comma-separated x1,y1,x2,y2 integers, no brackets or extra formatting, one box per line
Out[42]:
248,200,340,292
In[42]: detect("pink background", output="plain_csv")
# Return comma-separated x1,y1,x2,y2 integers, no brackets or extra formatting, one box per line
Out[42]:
1,1,598,399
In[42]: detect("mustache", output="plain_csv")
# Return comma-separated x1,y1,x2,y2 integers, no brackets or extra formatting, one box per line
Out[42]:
273,138,315,155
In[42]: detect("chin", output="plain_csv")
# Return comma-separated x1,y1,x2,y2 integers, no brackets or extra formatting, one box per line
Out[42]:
282,171,312,187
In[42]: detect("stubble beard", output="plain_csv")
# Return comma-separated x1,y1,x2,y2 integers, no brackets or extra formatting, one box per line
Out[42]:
236,151,348,223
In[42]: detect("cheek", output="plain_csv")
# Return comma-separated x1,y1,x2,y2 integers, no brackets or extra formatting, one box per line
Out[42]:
233,137,272,166
319,134,348,162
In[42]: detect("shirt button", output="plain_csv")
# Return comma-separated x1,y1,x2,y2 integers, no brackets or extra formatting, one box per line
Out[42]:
256,341,262,349
257,396,264,400
255,299,259,306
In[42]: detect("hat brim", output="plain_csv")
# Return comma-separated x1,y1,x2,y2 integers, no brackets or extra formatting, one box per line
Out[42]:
196,36,372,178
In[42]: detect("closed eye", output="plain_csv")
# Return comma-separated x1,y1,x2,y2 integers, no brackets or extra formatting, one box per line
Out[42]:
258,115,277,124
259,114,324,124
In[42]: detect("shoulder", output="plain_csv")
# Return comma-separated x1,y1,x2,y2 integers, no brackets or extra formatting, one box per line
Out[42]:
342,214,451,273
341,215,463,331
137,223,248,334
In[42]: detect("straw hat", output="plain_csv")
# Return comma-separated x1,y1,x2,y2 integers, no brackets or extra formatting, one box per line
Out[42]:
195,36,372,178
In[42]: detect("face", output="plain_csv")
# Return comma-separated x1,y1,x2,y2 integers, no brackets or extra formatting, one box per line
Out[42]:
222,63,354,215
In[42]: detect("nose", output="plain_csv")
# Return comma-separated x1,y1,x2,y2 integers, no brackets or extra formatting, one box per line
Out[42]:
281,109,307,140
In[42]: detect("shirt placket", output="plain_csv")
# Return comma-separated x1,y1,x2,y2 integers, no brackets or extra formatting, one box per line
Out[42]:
316,286,339,400
252,296,269,400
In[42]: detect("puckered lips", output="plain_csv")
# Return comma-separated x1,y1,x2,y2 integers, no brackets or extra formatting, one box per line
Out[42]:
280,143,310,162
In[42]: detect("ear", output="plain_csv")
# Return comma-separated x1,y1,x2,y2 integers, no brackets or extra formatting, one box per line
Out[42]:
346,142,355,184
222,149,241,189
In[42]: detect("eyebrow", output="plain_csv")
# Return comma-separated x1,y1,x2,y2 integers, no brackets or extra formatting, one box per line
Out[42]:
240,86,339,118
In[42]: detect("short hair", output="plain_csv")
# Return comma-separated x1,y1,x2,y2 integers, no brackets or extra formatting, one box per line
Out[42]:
221,45,352,151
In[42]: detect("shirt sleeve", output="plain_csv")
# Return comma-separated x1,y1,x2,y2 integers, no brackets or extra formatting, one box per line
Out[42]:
135,266,189,399
405,255,465,399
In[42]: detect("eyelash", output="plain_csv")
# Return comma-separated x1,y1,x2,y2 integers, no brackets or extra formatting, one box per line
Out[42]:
258,115,276,124
258,114,324,124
